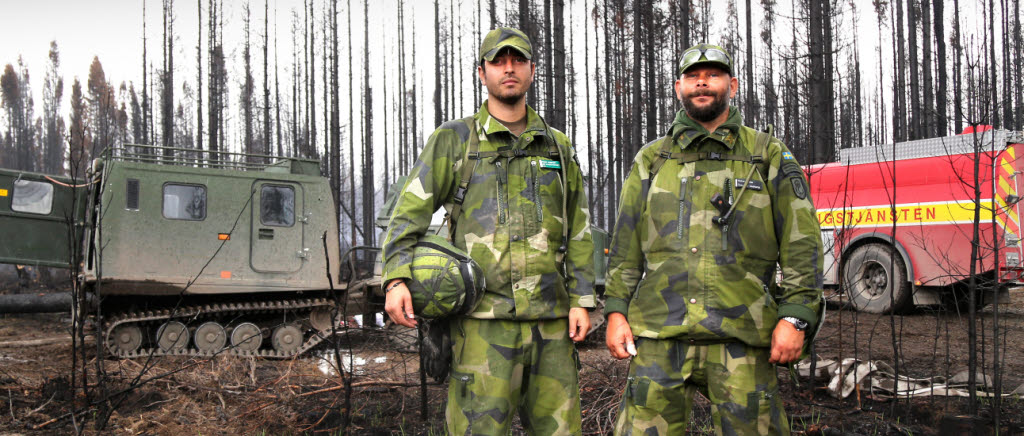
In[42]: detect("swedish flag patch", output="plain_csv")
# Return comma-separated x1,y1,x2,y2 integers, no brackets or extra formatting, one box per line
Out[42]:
782,152,795,161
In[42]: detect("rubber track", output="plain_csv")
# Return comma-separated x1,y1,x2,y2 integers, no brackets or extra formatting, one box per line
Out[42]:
103,298,335,359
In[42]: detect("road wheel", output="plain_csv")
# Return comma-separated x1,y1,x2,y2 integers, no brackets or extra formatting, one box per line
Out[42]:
843,243,912,314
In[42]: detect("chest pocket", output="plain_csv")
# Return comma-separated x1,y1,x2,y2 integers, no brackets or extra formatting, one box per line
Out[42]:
645,162,696,252
528,157,565,225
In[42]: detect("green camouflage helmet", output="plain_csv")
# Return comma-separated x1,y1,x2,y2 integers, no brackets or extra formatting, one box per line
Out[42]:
408,234,486,318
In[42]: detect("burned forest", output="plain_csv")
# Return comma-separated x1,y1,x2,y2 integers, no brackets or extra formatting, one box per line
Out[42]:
2,0,1024,434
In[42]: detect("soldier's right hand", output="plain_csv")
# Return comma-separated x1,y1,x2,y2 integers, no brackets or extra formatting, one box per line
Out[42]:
605,312,636,359
384,280,418,328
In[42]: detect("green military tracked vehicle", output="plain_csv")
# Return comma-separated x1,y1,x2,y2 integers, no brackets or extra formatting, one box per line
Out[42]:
0,145,364,358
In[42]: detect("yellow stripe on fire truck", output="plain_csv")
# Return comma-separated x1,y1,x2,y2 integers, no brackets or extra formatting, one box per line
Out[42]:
817,200,999,229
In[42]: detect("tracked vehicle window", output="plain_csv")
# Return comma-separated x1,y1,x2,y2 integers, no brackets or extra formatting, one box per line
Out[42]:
163,184,206,220
260,185,294,226
126,179,140,210
11,180,54,215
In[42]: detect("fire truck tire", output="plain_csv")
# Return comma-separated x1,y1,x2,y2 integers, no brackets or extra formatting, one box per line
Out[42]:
843,243,912,314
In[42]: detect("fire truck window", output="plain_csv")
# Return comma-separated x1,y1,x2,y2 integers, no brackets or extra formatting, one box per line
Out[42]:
163,184,206,221
260,185,294,227
11,180,54,215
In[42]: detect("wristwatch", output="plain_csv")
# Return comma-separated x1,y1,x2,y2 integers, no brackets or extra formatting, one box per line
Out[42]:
781,316,809,331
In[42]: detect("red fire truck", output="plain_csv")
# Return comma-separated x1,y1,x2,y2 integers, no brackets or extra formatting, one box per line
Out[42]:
807,127,1024,313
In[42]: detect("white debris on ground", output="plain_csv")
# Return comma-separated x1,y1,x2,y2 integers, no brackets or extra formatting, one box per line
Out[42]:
796,357,1024,399
316,349,389,377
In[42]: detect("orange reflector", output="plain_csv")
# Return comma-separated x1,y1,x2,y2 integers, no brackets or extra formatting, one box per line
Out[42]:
220,271,232,279
604,248,609,255
218,233,230,240
914,280,922,286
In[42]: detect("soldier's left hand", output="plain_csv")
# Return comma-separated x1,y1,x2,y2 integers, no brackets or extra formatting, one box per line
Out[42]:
769,320,805,364
568,307,591,342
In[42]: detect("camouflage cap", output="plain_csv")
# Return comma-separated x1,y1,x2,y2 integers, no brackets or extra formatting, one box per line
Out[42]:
678,43,733,76
479,27,533,62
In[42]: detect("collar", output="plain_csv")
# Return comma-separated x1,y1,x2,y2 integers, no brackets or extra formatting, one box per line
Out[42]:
474,100,549,143
668,106,743,150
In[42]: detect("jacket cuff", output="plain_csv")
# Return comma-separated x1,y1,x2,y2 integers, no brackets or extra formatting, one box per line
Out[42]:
571,294,597,309
604,297,629,317
382,265,412,293
777,303,818,327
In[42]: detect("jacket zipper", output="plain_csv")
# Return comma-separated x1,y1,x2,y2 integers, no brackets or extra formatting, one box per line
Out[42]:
531,160,543,222
677,177,688,238
495,160,507,224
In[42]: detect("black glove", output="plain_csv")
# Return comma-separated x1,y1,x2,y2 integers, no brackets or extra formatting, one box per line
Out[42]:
419,318,451,382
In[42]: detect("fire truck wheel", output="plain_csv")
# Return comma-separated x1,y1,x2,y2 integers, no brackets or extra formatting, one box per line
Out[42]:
843,243,912,314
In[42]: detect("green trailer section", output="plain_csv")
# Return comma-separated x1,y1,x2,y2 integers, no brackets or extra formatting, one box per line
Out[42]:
0,169,86,268
83,146,341,296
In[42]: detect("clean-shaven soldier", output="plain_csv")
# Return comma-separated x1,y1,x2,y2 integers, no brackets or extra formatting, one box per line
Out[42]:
381,28,595,435
605,43,824,435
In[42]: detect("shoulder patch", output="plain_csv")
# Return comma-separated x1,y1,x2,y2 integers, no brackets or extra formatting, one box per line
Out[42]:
782,151,795,161
791,177,808,200
438,119,471,143
781,161,803,177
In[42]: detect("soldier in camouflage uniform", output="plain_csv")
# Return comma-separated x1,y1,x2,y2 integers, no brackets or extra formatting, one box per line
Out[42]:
382,27,596,435
604,44,824,435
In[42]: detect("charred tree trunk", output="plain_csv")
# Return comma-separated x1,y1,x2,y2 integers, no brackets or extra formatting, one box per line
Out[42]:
552,0,566,128
263,0,271,157
920,0,934,136
894,0,908,141
907,0,922,139
363,0,374,246
331,0,341,215
161,0,175,156
243,2,254,156
348,0,357,246
196,0,203,153
935,0,948,134
433,0,442,128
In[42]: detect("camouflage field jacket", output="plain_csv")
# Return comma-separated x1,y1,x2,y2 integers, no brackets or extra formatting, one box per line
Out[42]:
382,102,596,320
604,107,823,347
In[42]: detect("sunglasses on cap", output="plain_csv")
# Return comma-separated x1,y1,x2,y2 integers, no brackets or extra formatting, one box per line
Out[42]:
680,47,731,70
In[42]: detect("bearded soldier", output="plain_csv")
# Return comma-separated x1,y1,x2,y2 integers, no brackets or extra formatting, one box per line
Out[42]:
382,27,595,435
604,43,824,435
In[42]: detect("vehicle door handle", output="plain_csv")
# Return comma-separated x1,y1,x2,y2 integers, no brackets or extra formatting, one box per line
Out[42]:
258,228,274,240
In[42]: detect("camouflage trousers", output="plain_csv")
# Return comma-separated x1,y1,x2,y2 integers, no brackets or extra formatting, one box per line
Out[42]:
613,339,789,436
446,317,582,436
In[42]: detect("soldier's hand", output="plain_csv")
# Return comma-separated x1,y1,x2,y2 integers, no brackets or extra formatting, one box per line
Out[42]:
568,307,591,342
605,312,636,360
769,320,805,364
384,280,418,328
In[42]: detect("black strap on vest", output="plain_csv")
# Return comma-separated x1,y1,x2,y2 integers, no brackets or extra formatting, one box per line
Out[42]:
469,148,561,160
649,126,773,179
444,116,481,241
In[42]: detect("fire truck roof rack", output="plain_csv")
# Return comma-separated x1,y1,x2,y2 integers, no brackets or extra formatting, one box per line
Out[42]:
839,129,1024,166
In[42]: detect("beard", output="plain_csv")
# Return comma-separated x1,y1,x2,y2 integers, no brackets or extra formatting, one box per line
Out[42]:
683,88,730,122
488,80,529,106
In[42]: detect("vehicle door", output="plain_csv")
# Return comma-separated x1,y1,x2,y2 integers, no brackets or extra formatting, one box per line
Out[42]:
250,181,304,273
